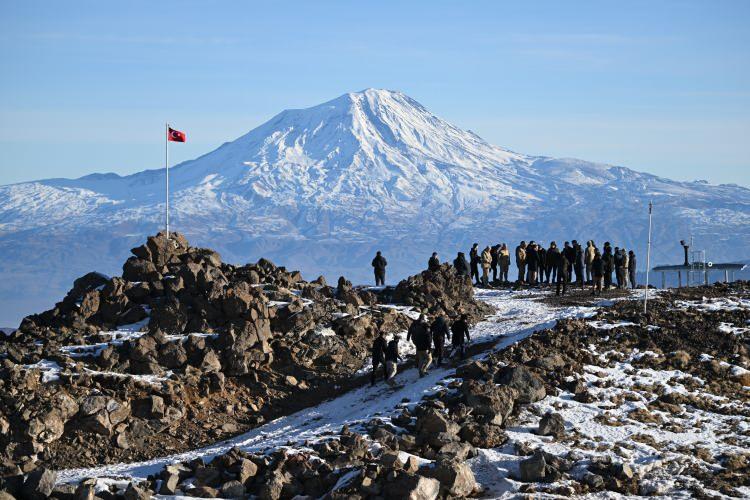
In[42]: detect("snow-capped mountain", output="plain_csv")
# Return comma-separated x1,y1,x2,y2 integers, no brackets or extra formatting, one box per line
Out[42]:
1,88,749,326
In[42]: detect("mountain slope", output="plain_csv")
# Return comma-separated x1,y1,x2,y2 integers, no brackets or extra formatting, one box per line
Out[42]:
1,88,749,325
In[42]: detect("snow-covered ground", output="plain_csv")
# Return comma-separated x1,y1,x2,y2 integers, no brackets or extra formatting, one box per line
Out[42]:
473,348,750,498
55,289,749,498
57,289,597,485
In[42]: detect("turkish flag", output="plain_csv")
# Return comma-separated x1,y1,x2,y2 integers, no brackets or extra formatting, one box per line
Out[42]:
167,127,186,142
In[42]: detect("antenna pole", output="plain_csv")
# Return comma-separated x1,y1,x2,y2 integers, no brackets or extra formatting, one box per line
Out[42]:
644,201,653,314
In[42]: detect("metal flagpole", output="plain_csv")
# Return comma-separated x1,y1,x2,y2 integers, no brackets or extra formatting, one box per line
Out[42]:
644,200,653,314
165,122,170,240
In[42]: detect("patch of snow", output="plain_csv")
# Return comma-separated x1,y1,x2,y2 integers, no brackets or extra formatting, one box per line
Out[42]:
23,359,62,383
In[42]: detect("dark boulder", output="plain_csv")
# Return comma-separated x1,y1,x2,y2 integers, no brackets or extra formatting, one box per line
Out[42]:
495,365,546,404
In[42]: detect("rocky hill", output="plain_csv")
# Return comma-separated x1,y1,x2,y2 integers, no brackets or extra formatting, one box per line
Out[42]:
0,232,489,477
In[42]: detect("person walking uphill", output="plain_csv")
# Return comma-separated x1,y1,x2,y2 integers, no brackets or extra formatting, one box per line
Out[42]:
453,252,470,277
385,334,402,386
481,246,492,286
371,251,387,286
515,241,527,284
370,330,387,386
430,315,451,367
407,314,432,377
469,244,480,286
450,313,471,359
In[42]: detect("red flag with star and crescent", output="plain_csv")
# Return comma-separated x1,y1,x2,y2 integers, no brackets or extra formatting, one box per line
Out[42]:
167,127,186,142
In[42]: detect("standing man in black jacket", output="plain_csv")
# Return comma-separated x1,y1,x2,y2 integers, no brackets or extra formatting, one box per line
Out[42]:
469,243,480,286
538,244,548,284
614,247,624,288
628,250,637,288
526,242,539,285
371,251,387,286
592,250,604,296
602,243,614,290
546,242,560,285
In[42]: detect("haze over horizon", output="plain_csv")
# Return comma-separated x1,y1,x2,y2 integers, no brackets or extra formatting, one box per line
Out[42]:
1,1,748,187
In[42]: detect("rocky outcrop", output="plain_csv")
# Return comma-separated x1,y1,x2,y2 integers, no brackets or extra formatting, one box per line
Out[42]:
390,263,494,321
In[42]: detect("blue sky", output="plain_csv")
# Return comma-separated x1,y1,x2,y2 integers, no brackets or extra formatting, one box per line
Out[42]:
0,0,748,186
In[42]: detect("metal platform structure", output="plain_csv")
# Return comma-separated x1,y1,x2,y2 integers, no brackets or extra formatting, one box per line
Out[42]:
652,262,747,288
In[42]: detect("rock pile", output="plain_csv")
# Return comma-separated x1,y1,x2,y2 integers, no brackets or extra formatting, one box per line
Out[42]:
390,263,494,321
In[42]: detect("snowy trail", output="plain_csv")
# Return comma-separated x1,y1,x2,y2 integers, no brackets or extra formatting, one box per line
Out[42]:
58,289,597,484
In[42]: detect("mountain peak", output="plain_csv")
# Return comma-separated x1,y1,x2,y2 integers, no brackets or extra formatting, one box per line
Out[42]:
1,89,750,326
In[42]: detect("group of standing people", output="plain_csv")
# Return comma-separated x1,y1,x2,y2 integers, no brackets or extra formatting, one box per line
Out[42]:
513,240,637,296
372,239,637,296
370,313,471,386
451,243,511,286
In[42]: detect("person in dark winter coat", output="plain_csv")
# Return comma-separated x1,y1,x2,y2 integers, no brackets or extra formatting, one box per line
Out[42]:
371,251,387,286
407,314,432,377
613,247,624,288
385,334,402,385
628,250,637,288
563,241,576,268
490,245,500,282
556,247,570,296
526,242,539,285
450,314,471,359
573,240,585,288
370,330,387,386
602,244,614,290
592,250,604,296
546,242,559,284
515,241,527,284
469,244,480,286
428,252,440,272
453,252,470,277
430,315,451,367
538,245,548,284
